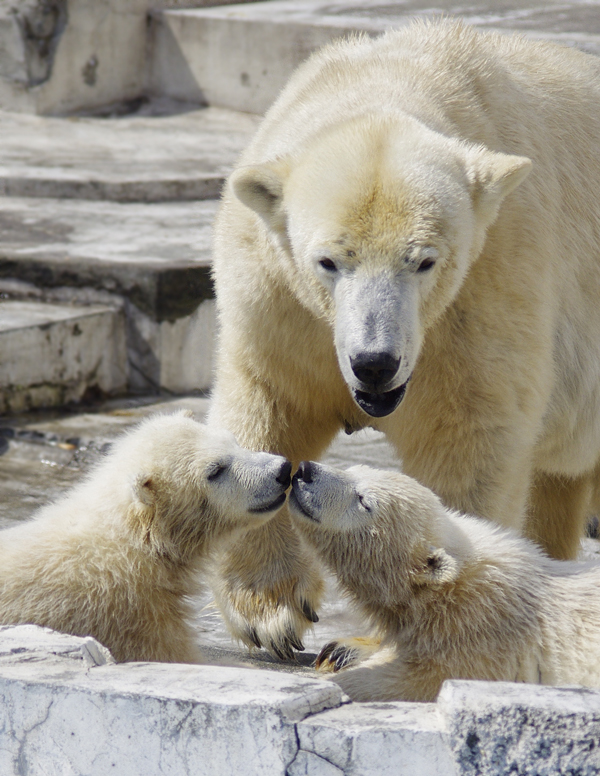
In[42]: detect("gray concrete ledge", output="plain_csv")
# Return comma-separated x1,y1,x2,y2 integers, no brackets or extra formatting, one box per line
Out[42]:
0,197,218,321
2,625,600,776
0,106,260,201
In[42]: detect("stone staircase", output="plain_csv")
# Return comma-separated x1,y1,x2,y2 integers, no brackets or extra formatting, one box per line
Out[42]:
0,104,260,405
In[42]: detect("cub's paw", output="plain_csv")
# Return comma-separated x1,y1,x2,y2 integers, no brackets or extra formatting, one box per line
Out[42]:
316,637,381,673
210,509,324,660
214,580,323,661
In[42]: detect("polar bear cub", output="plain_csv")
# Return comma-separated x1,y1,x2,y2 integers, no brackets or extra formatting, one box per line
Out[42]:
0,413,291,663
290,461,600,702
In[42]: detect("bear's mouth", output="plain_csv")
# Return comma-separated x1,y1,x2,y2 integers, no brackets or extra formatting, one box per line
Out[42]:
289,489,320,523
249,491,287,514
352,378,411,418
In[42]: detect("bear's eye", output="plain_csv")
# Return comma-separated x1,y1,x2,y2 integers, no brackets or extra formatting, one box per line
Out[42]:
206,463,227,481
358,494,371,512
417,257,436,273
319,258,337,272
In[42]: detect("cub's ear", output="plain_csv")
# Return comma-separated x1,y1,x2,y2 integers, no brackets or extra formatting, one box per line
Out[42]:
128,474,159,548
132,474,156,507
464,145,532,226
412,546,459,587
230,161,289,233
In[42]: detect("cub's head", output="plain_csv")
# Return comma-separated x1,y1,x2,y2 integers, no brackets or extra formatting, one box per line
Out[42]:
109,413,290,560
232,114,531,417
289,460,459,607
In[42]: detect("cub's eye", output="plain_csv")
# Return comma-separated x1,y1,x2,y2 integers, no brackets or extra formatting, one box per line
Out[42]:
358,494,371,512
319,258,337,271
206,463,227,481
417,257,436,272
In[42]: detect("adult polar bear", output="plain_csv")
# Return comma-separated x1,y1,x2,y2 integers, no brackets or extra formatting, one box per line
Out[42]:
209,19,600,658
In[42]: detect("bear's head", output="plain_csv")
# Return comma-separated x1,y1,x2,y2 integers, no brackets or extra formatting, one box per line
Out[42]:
107,413,291,561
289,459,459,613
231,113,531,418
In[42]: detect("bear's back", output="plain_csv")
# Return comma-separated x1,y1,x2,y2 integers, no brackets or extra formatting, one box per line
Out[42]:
239,19,600,165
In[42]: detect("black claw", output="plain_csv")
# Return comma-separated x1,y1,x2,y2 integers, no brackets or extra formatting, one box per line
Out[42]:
302,600,319,623
246,627,262,649
271,642,289,661
315,640,338,669
286,630,305,652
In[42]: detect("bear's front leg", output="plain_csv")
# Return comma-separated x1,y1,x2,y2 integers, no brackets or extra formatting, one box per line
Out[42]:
207,362,345,658
210,508,324,658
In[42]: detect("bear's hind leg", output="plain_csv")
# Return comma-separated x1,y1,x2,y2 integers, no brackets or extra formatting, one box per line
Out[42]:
525,471,593,560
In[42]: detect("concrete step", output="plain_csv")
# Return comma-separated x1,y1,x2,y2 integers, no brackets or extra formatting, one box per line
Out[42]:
0,196,219,394
153,0,600,114
0,299,127,415
0,105,260,202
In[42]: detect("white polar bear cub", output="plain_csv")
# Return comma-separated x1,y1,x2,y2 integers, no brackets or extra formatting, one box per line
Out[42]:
0,413,291,663
290,461,600,702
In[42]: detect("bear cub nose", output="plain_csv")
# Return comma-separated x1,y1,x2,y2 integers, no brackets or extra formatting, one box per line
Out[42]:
350,352,400,389
276,460,293,488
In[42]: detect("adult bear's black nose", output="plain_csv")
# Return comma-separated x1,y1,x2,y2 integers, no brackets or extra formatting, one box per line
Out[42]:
350,352,400,389
295,460,313,484
276,460,292,488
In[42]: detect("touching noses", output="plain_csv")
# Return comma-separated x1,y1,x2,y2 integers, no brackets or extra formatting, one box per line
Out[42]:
350,352,400,390
294,460,313,483
276,460,293,488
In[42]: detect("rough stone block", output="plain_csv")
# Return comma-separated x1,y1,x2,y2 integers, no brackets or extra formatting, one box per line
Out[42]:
153,3,358,114
127,297,216,393
294,701,457,776
288,750,345,776
438,680,600,776
0,624,114,666
0,0,147,115
0,625,343,776
0,299,127,412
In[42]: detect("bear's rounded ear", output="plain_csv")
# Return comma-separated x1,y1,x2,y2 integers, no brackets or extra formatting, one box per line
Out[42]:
464,145,532,226
128,474,164,551
413,546,459,588
132,474,156,507
230,162,289,233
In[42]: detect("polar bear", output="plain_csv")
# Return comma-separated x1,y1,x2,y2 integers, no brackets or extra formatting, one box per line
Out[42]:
289,460,600,702
209,18,600,658
0,413,291,663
